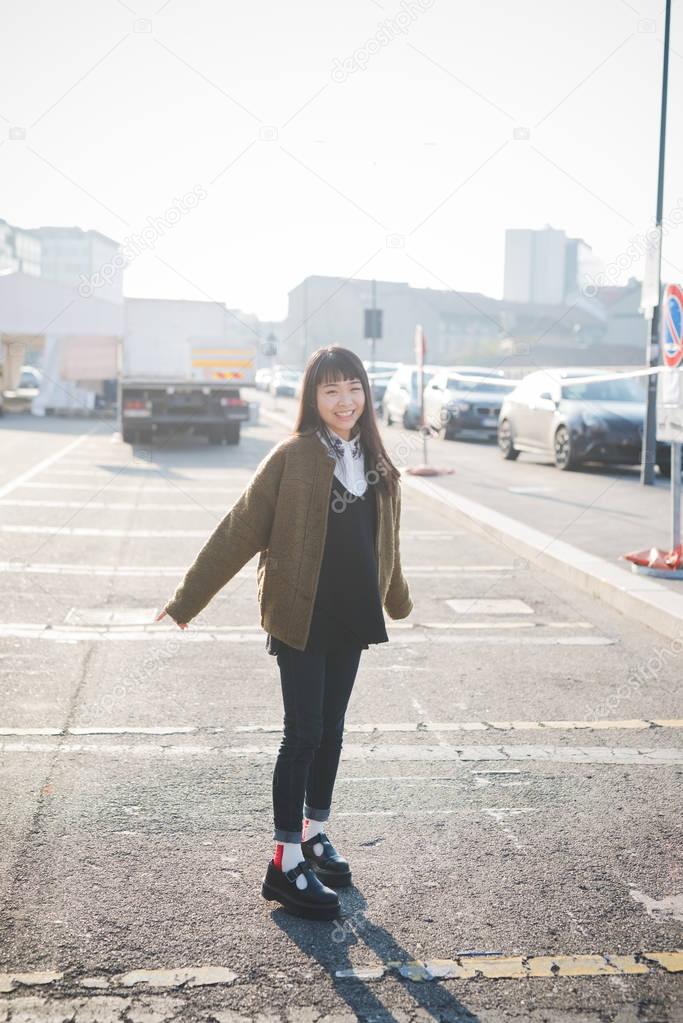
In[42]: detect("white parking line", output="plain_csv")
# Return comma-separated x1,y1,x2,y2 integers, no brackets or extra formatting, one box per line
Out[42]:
0,741,679,763
508,486,556,495
0,562,203,577
402,530,465,539
3,719,679,737
0,500,236,511
421,620,593,629
446,598,534,615
0,623,616,645
235,718,683,734
19,482,244,493
403,565,515,573
0,432,94,499
0,561,516,578
0,526,215,537
0,727,198,736
37,469,252,480
32,468,162,476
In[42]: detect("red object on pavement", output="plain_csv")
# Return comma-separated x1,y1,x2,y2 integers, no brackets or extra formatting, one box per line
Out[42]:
405,465,455,476
622,544,683,571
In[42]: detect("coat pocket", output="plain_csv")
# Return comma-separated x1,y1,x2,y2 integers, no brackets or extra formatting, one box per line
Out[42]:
259,552,297,608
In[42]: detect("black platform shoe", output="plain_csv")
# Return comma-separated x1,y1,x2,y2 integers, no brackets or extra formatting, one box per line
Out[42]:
261,858,341,920
300,831,352,888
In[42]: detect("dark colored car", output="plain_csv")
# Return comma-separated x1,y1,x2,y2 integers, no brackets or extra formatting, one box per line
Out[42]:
367,372,395,412
497,368,673,474
423,369,516,439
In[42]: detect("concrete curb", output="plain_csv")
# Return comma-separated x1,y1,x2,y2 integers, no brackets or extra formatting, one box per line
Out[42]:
400,473,683,645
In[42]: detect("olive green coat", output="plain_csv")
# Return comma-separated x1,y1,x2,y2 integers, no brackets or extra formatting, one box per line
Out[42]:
163,430,413,650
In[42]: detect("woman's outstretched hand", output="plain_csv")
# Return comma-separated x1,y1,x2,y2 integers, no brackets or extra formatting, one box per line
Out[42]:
155,609,188,630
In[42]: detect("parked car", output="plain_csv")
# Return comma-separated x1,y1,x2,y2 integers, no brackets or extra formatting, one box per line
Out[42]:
366,372,394,411
444,365,506,378
360,361,399,411
17,365,42,394
423,369,516,439
497,368,673,474
382,364,439,428
362,360,402,375
0,363,42,413
270,367,302,397
255,367,273,391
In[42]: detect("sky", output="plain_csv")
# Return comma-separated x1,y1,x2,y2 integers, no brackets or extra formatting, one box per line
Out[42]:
2,0,683,321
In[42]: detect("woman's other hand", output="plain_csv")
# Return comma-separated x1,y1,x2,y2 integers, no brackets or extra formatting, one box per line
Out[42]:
155,609,188,630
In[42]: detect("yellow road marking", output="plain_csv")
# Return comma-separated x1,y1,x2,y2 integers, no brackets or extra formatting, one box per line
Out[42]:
528,955,619,977
605,955,650,975
643,951,683,972
1,952,681,992
191,359,253,368
460,957,528,979
191,348,254,356
335,949,683,981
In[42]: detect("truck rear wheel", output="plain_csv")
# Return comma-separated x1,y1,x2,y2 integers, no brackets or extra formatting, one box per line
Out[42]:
208,425,223,445
224,422,240,445
122,425,136,444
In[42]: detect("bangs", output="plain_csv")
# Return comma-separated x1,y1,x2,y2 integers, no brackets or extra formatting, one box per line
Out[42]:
315,350,363,387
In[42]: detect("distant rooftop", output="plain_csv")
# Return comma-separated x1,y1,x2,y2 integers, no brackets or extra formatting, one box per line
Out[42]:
25,224,120,246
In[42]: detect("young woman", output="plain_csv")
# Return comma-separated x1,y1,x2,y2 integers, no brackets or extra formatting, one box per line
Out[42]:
156,346,413,921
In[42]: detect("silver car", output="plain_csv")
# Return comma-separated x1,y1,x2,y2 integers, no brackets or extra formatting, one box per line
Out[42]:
497,368,673,473
382,364,438,429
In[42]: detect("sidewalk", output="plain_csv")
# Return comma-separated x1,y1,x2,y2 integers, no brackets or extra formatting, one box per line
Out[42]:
258,402,683,644
403,473,683,645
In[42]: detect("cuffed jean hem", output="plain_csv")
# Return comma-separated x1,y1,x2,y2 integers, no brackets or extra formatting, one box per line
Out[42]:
303,803,330,822
273,827,306,843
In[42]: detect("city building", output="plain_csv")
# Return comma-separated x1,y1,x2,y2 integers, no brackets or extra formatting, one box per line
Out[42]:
284,273,611,370
0,217,41,276
0,270,123,403
504,225,595,305
25,224,123,303
596,277,649,358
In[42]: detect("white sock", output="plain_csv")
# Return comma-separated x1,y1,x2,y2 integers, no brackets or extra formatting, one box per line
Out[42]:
302,817,326,856
279,841,308,889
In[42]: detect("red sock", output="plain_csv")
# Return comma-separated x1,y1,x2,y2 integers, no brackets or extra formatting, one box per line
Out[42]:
273,842,284,871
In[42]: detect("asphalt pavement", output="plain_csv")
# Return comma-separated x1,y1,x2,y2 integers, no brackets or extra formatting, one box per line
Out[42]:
0,407,681,1023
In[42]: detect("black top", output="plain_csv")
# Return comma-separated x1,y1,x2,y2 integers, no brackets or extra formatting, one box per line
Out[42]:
265,472,389,656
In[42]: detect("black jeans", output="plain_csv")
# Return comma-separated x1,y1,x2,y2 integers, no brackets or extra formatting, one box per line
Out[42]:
272,641,363,842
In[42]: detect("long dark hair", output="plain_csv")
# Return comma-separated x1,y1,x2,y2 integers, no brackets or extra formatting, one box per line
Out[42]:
292,346,401,498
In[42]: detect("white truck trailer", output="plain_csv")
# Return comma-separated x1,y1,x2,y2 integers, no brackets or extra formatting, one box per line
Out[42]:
121,297,255,445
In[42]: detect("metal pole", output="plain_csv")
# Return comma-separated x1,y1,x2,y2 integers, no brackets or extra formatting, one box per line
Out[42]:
371,278,376,372
415,324,427,463
116,335,123,438
672,441,682,547
641,0,671,484
302,279,308,368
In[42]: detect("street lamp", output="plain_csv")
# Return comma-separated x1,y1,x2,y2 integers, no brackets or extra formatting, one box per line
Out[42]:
641,0,672,485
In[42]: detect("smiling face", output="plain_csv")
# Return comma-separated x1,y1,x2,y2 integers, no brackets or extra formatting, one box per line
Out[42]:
316,373,366,441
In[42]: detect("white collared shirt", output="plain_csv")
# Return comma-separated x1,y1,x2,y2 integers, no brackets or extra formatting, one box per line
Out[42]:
316,426,367,496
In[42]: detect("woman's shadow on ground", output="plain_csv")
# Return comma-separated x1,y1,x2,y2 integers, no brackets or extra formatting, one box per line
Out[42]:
266,883,480,1023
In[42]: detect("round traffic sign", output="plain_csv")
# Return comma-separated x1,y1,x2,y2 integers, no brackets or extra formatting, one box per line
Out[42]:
662,283,683,368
